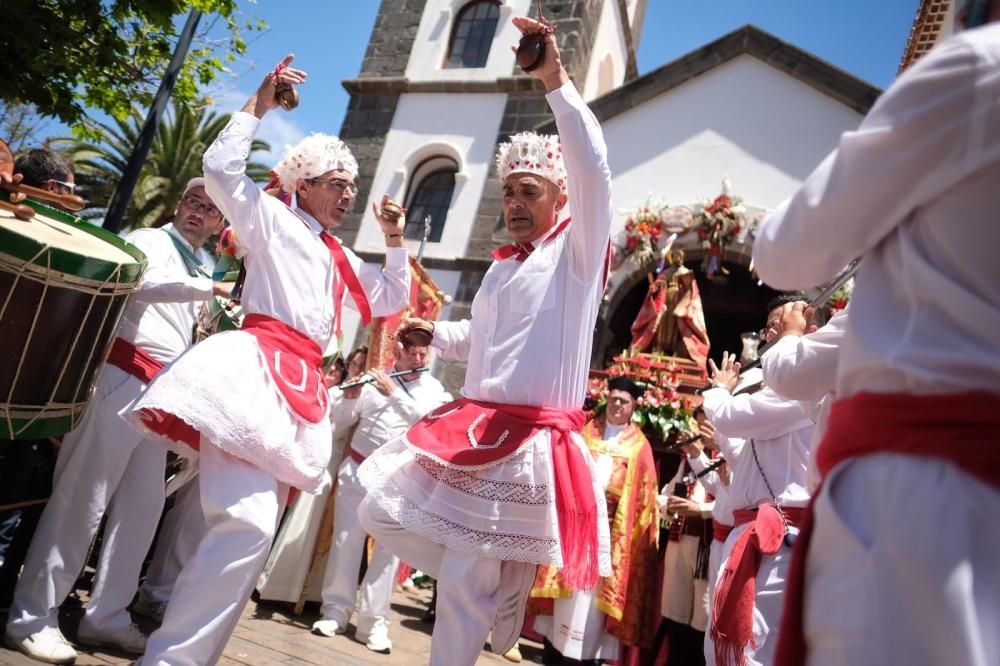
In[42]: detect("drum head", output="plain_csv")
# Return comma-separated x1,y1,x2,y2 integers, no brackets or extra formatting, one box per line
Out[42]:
0,199,145,286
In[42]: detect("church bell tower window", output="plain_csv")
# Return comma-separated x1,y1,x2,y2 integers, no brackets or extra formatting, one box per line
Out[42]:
404,157,459,242
445,1,501,68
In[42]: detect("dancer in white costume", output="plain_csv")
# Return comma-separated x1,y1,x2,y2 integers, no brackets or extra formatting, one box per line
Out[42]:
5,180,226,665
357,15,613,666
311,340,450,653
754,5,1000,665
124,55,410,665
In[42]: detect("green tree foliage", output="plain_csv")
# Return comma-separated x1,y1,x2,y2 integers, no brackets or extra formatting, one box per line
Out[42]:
0,0,265,139
54,101,271,230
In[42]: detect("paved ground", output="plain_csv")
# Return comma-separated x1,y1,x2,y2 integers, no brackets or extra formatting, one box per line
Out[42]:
0,586,546,665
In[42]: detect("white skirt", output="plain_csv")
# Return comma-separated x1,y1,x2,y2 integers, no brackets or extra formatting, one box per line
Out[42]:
359,428,612,573
126,330,331,493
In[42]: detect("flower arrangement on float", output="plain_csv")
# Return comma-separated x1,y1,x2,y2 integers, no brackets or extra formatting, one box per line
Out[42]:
587,352,699,443
825,277,853,317
618,200,672,268
695,178,746,279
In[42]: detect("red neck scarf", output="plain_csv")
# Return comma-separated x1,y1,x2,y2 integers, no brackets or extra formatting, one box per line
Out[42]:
492,218,572,262
775,391,1000,666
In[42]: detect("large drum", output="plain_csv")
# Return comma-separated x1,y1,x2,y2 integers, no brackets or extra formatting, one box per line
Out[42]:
0,199,146,439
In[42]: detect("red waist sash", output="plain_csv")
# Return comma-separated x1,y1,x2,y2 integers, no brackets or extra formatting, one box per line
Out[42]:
776,391,1000,666
711,505,805,666
713,521,734,543
106,338,164,384
407,397,599,591
241,314,327,424
349,448,366,465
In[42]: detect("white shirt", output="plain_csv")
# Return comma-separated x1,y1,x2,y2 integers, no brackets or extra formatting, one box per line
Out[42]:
202,112,410,349
753,24,1000,398
762,310,847,490
701,386,814,510
431,81,612,410
117,224,213,364
333,372,451,458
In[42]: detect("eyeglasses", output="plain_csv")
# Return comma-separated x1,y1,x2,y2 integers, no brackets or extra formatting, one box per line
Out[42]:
309,177,358,196
180,194,223,219
48,179,76,194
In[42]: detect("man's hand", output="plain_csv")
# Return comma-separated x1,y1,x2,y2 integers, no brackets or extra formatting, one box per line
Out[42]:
772,301,817,340
212,281,234,298
666,496,703,518
0,172,26,202
372,193,406,244
698,418,718,452
368,368,396,397
680,439,704,459
512,16,569,92
398,316,434,342
243,54,307,119
708,351,741,393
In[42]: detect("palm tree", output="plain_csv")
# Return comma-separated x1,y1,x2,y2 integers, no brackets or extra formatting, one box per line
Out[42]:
54,101,271,230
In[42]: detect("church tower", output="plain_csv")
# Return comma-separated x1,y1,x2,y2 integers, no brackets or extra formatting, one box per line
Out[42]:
337,0,647,388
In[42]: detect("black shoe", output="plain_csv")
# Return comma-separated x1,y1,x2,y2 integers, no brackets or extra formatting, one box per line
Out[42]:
420,608,435,624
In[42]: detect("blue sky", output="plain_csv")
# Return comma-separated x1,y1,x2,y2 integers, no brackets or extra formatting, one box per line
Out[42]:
37,0,922,162
200,0,920,164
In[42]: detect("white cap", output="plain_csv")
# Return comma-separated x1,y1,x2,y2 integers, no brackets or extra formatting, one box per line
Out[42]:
273,133,359,192
495,131,567,192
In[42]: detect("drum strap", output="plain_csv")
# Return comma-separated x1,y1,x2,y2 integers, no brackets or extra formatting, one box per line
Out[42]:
166,231,212,279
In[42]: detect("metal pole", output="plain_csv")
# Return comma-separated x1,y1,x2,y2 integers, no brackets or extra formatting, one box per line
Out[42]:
103,10,203,233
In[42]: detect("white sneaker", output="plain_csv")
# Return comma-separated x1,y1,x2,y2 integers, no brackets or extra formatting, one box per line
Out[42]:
356,625,392,655
132,597,168,624
5,626,78,664
77,622,147,655
310,618,346,637
490,561,536,655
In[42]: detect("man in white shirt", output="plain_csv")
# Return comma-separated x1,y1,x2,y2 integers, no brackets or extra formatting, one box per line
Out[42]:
700,296,814,666
311,340,450,654
753,6,1000,665
125,58,410,665
5,179,227,664
356,15,613,666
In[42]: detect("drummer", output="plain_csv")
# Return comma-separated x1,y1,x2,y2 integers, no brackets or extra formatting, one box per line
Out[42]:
4,179,230,664
0,150,78,614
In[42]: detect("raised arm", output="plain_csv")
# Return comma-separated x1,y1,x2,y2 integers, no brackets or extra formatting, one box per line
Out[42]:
514,16,612,283
753,33,996,289
701,387,814,441
762,310,846,402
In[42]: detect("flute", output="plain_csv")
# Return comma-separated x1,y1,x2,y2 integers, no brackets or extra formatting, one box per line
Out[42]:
337,367,430,390
662,433,702,453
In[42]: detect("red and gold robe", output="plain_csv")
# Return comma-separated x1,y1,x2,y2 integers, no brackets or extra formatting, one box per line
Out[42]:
530,419,660,647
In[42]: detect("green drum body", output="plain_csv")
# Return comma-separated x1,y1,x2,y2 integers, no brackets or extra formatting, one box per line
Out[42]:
194,295,244,343
0,199,146,439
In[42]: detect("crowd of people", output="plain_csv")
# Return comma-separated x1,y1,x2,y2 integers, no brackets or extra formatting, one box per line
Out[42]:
0,4,997,666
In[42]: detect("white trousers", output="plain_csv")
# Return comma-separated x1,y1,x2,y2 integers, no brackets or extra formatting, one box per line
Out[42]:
319,459,399,637
705,525,792,666
6,365,165,637
661,534,709,632
138,442,286,666
358,494,502,666
703,538,726,663
139,472,206,605
804,454,1000,666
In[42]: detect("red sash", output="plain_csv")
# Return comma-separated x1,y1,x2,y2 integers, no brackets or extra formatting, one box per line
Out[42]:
492,218,571,263
407,397,600,591
713,521,733,543
318,232,371,333
106,338,164,384
711,505,805,666
349,448,367,465
775,391,1000,666
241,314,327,424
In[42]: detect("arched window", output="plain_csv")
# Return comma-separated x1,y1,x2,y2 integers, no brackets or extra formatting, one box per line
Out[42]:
445,1,501,69
404,157,458,242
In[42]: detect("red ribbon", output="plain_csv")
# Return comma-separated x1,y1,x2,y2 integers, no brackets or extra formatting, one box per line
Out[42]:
492,217,572,262
319,231,372,332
